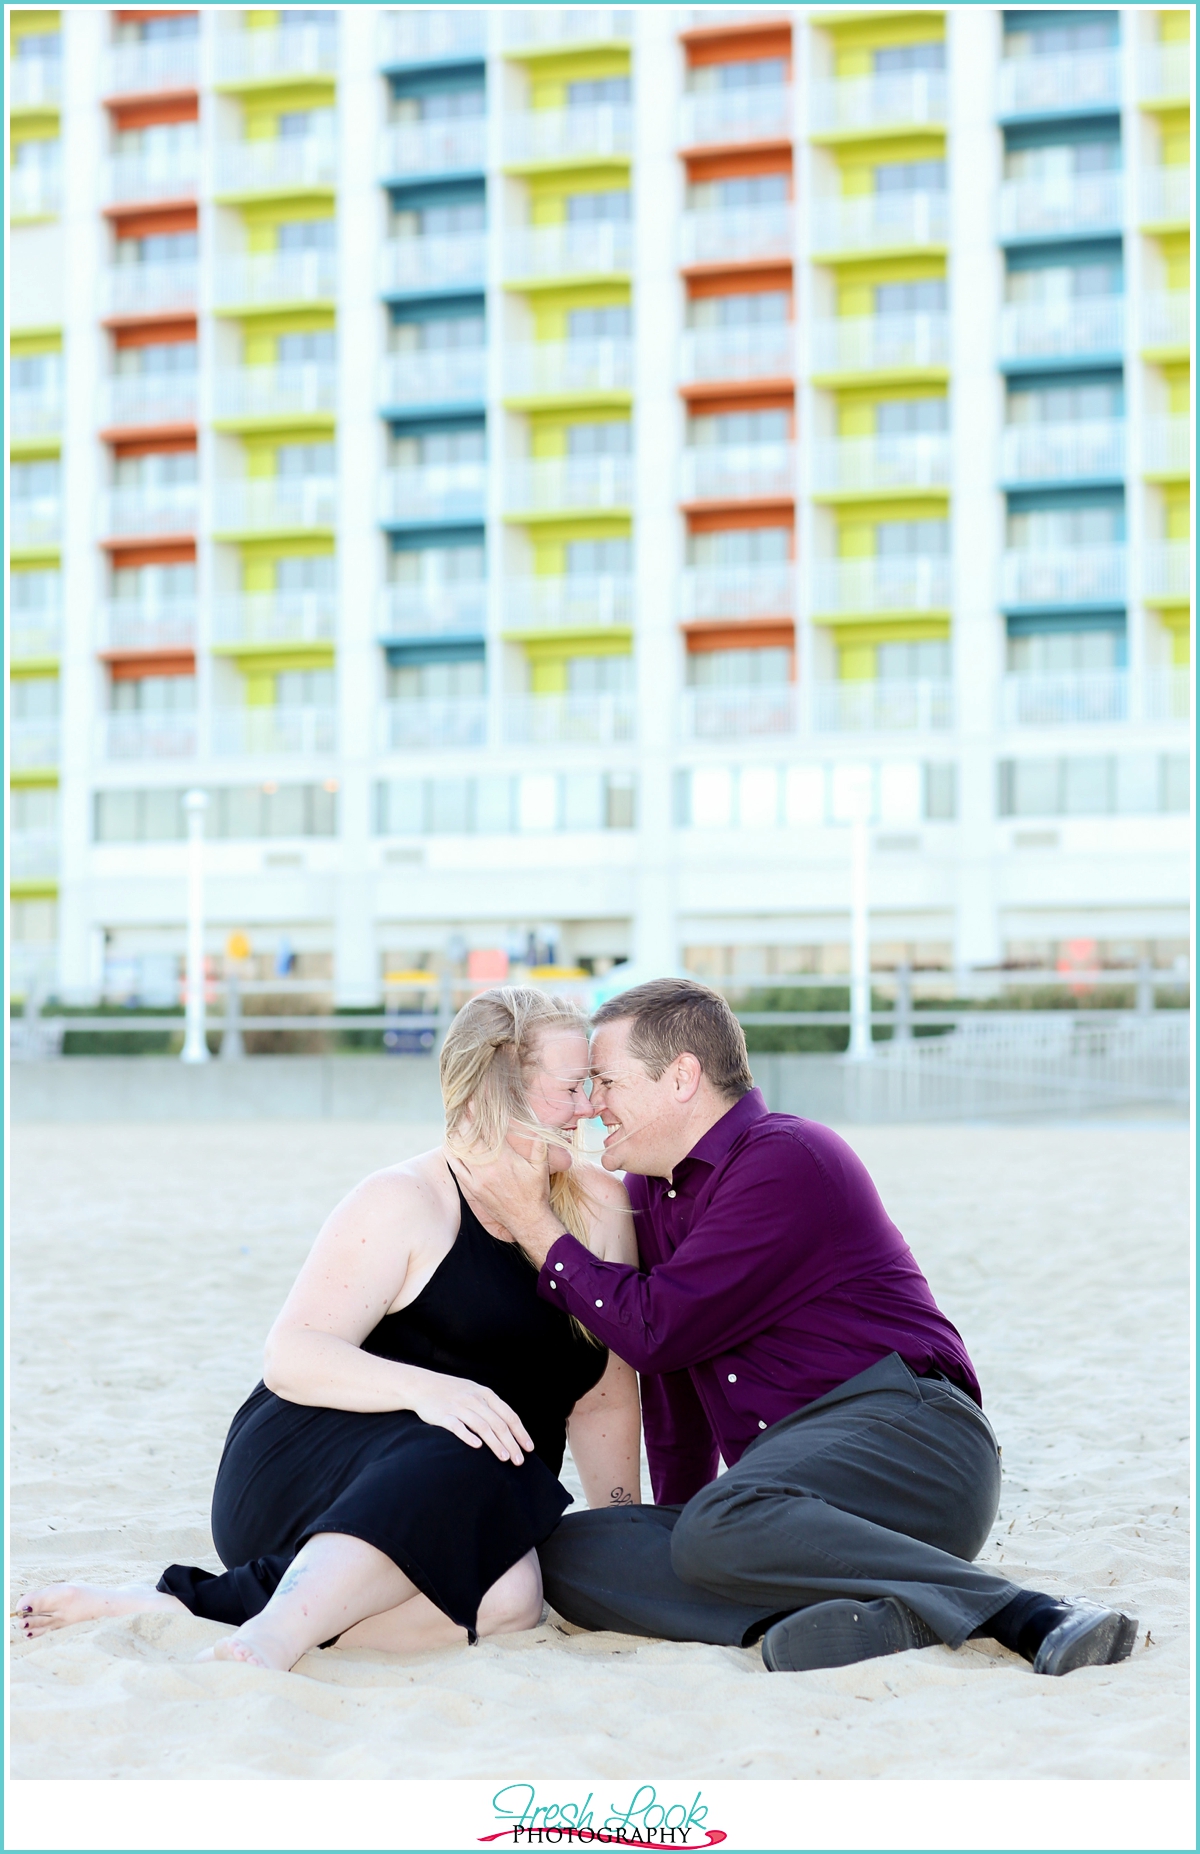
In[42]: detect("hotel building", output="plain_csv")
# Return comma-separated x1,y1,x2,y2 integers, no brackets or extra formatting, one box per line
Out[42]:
8,5,1192,1002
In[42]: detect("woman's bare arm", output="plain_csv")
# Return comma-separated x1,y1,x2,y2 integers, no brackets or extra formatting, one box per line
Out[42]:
566,1163,643,1505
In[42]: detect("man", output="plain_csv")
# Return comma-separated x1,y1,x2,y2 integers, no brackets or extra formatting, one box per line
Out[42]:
463,978,1136,1677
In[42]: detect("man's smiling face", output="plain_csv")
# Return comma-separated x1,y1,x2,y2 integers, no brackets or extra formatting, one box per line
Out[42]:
588,1017,681,1177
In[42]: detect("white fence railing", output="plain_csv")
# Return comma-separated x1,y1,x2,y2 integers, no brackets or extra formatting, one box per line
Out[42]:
216,23,338,83
380,462,487,523
1141,166,1191,226
213,593,337,646
211,708,338,758
11,53,61,107
1000,669,1191,728
502,693,636,746
104,145,199,205
680,203,792,265
11,615,62,661
813,556,951,615
379,698,488,752
506,455,633,512
11,832,61,880
379,586,487,639
215,364,337,422
381,234,487,294
215,251,337,309
101,484,198,539
100,714,198,761
504,575,634,632
813,190,948,255
506,339,633,396
1000,419,1125,485
11,389,63,442
11,498,62,551
811,70,945,134
997,47,1120,115
380,9,486,64
507,104,632,164
680,84,791,146
103,36,200,96
98,601,197,652
680,442,794,502
812,433,949,495
381,348,487,406
99,374,198,430
10,720,60,770
1144,542,1191,603
506,222,633,280
1140,42,1192,105
1142,293,1191,351
680,323,793,384
811,312,949,375
379,118,485,179
999,172,1123,239
680,688,798,740
1002,546,1126,607
998,296,1124,363
102,261,198,318
213,477,337,534
679,564,794,621
813,679,954,734
504,10,632,48
1143,418,1191,476
216,135,337,196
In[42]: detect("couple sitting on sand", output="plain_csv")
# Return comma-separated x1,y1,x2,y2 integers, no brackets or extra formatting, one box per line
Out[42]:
20,979,1136,1679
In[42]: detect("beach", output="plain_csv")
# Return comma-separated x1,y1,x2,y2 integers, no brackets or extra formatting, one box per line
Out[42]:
9,1118,1190,1781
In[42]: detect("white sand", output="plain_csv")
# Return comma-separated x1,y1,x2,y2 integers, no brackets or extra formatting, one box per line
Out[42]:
9,1119,1190,1780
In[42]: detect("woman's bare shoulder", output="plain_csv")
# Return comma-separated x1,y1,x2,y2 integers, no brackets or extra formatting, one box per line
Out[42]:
327,1147,457,1229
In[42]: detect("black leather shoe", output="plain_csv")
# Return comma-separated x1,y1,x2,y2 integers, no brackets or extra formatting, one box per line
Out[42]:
761,1597,941,1672
1032,1600,1138,1676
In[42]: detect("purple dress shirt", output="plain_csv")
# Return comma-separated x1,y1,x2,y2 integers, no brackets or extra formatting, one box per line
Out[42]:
537,1088,981,1506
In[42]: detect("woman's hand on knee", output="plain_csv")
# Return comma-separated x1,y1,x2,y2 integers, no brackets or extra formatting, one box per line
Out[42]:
410,1371,535,1465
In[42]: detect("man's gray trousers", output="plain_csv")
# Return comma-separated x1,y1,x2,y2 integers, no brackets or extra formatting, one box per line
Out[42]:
539,1353,1021,1649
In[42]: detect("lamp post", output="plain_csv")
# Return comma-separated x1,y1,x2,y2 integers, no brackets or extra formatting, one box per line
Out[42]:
833,763,874,1062
182,789,209,1064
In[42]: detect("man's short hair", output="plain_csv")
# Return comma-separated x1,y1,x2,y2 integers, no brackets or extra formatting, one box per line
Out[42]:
591,976,755,1100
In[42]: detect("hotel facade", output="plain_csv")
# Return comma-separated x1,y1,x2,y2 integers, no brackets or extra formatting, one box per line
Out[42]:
8,5,1193,1003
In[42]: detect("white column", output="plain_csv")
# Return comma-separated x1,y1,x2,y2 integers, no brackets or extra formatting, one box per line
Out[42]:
847,814,872,1058
333,4,383,1004
181,789,210,1061
631,3,684,974
56,5,108,1001
947,6,1004,969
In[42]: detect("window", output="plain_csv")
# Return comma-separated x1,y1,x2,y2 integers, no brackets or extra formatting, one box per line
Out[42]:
388,426,484,467
566,190,631,223
566,537,631,576
1005,262,1122,304
874,42,944,73
1003,142,1121,183
12,568,60,612
276,668,335,708
676,761,956,827
686,291,789,329
566,420,631,457
876,518,949,556
1006,506,1122,548
1007,630,1122,674
11,352,61,393
115,13,197,40
94,785,339,843
112,561,196,604
391,87,485,122
277,330,336,366
875,279,946,317
278,108,335,139
688,174,788,211
1005,18,1116,57
565,654,633,694
12,786,58,831
16,30,61,57
375,775,636,834
113,449,197,488
687,648,791,688
875,397,948,435
686,57,786,92
567,76,631,106
277,553,336,592
877,640,951,681
115,229,197,266
109,674,196,714
13,138,61,176
875,159,946,193
390,198,485,240
1162,756,1190,813
388,543,485,587
688,408,789,447
567,305,632,342
390,314,485,353
687,526,790,567
113,120,198,158
114,340,197,377
924,762,957,820
387,659,486,701
12,459,60,500
10,676,58,720
1006,381,1122,425
276,441,335,478
999,756,1187,817
276,217,335,252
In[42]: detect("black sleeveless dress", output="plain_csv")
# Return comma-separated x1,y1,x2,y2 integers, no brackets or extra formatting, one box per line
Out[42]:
157,1183,607,1637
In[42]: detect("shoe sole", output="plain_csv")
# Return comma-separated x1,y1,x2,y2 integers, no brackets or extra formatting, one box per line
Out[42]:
1033,1607,1138,1676
762,1597,941,1673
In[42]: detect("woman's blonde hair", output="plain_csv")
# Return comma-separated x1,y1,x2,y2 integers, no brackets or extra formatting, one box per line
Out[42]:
440,985,597,1257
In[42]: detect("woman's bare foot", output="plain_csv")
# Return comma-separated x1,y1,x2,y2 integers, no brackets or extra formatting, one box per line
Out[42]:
15,1583,185,1639
195,1618,299,1673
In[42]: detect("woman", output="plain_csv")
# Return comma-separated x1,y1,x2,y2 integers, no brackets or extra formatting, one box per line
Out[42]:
18,988,640,1672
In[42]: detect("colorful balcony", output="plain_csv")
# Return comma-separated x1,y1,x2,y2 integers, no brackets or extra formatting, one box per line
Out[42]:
1143,419,1191,479
680,687,797,740
211,707,338,757
214,251,336,312
11,611,62,663
999,419,1125,487
104,144,199,207
378,698,488,752
214,476,337,537
811,191,947,259
505,339,632,400
680,323,792,386
215,364,337,425
381,233,487,295
101,483,198,540
379,9,486,65
10,719,60,771
10,831,60,881
998,296,1124,367
680,441,793,504
812,679,953,734
679,562,793,622
1140,42,1192,107
102,260,199,319
98,599,197,653
1141,166,1191,229
11,53,61,108
99,373,199,432
216,20,338,86
1144,542,1191,604
11,385,63,445
1142,294,1191,356
1001,546,1126,609
11,497,63,552
103,35,200,98
680,203,792,267
100,713,198,760
380,118,486,181
680,84,791,148
505,105,632,166
503,574,633,633
379,585,487,642
505,455,633,516
998,173,1123,242
10,167,62,219
810,71,945,137
502,693,635,746
213,593,337,647
997,47,1120,116
215,134,337,199
380,348,487,410
810,312,949,380
503,10,632,50
379,462,487,524
505,222,632,283
812,556,951,617
999,670,1190,729
812,434,950,497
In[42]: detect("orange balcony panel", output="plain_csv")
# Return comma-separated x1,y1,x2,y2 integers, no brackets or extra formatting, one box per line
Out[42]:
684,619,794,651
105,650,196,677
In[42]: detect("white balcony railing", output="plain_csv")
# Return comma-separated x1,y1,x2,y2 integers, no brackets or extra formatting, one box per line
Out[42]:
102,261,198,318
1142,166,1192,226
379,9,487,64
381,233,487,294
10,831,60,881
506,339,633,397
103,35,200,97
680,686,798,740
506,221,633,280
1002,547,1126,607
10,168,63,218
101,713,198,761
213,593,337,646
813,678,954,734
216,22,338,83
11,498,61,590
812,190,948,255
504,574,634,632
11,388,63,442
998,47,1120,115
379,698,488,752
812,433,950,495
506,455,633,512
213,477,337,534
1144,542,1191,602
680,323,793,384
681,441,794,502
812,556,951,615
504,10,632,48
101,483,198,539
679,563,794,621
104,144,199,206
378,584,487,640
99,374,199,430
215,135,337,196
11,498,62,550
810,71,946,135
1000,671,1131,728
1140,41,1192,105
507,104,632,164
811,312,949,376
11,54,61,107
380,348,487,406
1142,293,1191,351
10,720,60,770
680,84,792,147
502,693,636,745
998,172,1123,240
215,251,337,309
680,202,792,265
1144,418,1191,475
11,613,62,660
211,707,338,757
379,462,487,523
98,600,197,652
998,296,1124,363
215,364,337,422
379,117,485,182
1000,419,1125,485
1143,668,1192,722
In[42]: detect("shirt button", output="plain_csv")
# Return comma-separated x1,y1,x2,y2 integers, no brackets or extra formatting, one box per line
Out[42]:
595,1299,604,1308
549,1281,557,1290
554,1263,564,1272
758,1420,767,1430
727,1373,737,1383
666,1190,676,1199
